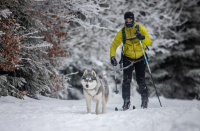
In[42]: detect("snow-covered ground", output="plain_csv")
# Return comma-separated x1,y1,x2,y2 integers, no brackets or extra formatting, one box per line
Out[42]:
0,92,200,131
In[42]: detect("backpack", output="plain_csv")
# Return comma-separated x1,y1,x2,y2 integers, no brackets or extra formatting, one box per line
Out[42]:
122,24,139,45
119,24,148,66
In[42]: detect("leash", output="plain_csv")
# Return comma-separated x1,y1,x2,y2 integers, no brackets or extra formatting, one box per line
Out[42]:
102,57,145,94
101,63,132,77
102,58,144,77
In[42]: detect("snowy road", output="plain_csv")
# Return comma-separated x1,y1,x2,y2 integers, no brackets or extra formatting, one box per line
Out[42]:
0,92,200,131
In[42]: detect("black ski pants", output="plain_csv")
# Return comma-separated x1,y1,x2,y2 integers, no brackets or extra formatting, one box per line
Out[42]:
122,55,148,101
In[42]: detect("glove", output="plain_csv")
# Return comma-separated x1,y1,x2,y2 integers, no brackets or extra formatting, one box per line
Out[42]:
110,57,117,66
135,30,145,40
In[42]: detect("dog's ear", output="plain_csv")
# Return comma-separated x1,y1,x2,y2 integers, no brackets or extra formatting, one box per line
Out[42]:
83,70,88,76
91,70,97,77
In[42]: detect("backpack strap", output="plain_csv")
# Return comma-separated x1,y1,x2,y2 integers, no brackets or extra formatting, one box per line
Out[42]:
119,27,126,65
135,24,139,32
122,27,126,45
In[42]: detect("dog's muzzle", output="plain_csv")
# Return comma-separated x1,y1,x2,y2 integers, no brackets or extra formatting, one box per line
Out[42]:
86,84,89,88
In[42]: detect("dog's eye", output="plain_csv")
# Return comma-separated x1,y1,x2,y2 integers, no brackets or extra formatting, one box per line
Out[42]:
89,80,93,82
84,79,87,82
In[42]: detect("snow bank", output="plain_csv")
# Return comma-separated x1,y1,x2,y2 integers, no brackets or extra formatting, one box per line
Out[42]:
171,106,200,131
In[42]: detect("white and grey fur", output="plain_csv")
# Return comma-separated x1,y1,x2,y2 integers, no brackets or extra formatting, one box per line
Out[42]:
81,70,109,114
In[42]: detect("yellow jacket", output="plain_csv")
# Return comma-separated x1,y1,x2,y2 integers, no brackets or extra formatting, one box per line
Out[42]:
110,22,152,59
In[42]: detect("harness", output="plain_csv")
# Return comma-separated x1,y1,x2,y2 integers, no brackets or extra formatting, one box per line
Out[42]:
83,80,102,98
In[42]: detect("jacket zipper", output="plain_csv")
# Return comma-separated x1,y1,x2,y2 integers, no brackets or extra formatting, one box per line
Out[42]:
130,28,136,59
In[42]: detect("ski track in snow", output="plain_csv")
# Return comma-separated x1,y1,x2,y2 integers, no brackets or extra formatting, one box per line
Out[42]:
0,92,200,131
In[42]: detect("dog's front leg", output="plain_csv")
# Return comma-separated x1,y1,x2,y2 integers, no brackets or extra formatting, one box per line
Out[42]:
96,99,102,115
86,98,92,114
84,91,92,114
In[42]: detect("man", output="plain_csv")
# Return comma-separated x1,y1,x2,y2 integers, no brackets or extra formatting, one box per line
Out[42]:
110,12,152,110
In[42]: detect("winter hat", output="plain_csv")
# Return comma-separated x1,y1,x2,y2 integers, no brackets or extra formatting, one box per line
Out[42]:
124,12,135,27
124,12,134,20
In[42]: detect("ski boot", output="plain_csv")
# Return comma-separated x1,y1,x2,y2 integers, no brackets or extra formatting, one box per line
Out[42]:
122,99,130,111
141,98,149,109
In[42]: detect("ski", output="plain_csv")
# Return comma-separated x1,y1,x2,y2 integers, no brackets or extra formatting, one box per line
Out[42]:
115,106,135,111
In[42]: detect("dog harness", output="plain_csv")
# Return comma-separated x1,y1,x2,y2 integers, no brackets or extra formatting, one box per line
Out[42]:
84,80,103,98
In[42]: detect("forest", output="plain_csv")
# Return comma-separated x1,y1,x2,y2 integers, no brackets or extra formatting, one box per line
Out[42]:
0,0,200,100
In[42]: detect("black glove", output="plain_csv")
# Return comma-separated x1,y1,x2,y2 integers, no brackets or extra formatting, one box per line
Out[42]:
110,57,117,66
135,30,145,40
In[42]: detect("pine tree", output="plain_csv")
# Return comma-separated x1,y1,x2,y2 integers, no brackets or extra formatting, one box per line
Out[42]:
151,0,200,99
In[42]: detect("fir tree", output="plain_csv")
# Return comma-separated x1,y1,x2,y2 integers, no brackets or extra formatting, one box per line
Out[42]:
0,0,67,99
151,0,200,99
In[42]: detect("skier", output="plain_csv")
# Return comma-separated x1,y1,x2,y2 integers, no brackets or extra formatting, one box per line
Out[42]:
110,12,152,110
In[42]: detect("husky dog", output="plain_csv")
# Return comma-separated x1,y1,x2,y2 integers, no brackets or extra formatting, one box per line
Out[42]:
81,70,109,114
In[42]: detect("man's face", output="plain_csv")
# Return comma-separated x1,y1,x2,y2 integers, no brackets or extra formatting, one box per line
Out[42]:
125,18,133,23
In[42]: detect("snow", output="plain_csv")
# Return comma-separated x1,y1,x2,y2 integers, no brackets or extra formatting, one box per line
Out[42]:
0,92,200,131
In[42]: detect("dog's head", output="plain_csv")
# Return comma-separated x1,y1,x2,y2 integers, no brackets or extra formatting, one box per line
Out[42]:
81,70,97,90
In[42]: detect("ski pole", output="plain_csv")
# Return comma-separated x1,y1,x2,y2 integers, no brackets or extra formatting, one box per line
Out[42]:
114,66,119,94
139,40,162,107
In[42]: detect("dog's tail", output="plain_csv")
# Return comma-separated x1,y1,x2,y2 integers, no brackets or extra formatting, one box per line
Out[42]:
99,75,109,102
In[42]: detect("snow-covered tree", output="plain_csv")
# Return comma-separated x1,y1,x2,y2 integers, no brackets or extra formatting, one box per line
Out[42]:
152,0,200,99
1,0,198,100
0,0,67,99
0,3,26,98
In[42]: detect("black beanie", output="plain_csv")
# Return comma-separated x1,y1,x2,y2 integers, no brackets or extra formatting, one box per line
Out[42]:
124,12,134,20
